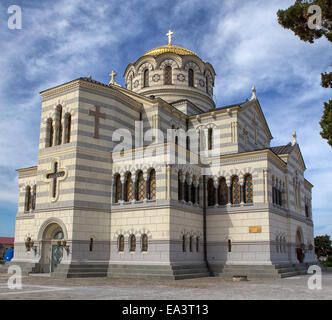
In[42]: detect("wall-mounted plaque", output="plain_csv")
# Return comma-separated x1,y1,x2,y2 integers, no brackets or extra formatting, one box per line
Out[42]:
249,226,262,233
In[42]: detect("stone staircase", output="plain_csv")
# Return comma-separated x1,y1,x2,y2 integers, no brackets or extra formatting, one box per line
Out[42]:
51,263,109,278
0,262,38,275
218,263,309,280
108,264,210,280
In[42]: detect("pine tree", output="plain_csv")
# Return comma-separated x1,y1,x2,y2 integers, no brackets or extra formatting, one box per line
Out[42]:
277,0,332,146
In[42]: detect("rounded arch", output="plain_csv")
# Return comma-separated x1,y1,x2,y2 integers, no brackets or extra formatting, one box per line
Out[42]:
184,61,201,73
137,61,155,74
159,58,180,70
38,218,68,241
295,227,303,245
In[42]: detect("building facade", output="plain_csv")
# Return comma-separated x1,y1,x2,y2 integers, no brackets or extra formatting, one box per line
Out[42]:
10,33,316,279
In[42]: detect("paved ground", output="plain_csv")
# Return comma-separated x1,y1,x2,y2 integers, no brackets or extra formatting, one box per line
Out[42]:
0,272,331,300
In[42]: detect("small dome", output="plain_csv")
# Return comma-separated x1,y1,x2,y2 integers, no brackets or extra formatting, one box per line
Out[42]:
143,44,198,57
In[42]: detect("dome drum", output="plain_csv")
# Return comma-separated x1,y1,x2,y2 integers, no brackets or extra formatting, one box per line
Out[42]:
124,43,216,113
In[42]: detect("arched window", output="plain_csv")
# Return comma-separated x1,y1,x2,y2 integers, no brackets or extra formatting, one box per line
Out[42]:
197,185,200,205
89,238,93,252
244,174,253,204
136,171,145,201
31,185,37,210
206,76,209,94
188,68,194,87
143,69,149,87
130,235,136,252
148,169,156,200
55,105,63,146
114,174,122,203
182,235,186,252
186,136,190,151
200,128,207,153
231,176,241,205
208,128,213,150
165,66,172,85
54,230,64,239
218,177,228,205
184,179,189,202
178,172,183,201
118,235,124,252
25,186,31,212
46,118,54,147
196,237,200,252
283,237,287,253
228,239,232,252
189,236,193,252
64,113,71,144
142,234,148,252
279,190,282,206
125,173,134,202
191,183,196,203
207,178,216,207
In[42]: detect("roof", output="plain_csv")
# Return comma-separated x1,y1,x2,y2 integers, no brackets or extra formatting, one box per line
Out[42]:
270,143,306,170
270,143,295,155
0,237,14,245
143,44,198,57
40,76,109,94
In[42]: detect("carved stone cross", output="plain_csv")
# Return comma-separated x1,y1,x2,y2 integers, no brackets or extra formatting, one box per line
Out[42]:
242,127,249,145
109,70,117,85
45,161,66,199
88,105,106,139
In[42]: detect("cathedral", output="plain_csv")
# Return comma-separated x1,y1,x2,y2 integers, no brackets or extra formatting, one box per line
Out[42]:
9,31,316,279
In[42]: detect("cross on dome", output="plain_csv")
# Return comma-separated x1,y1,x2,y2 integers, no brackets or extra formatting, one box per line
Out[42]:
166,30,174,46
109,70,117,85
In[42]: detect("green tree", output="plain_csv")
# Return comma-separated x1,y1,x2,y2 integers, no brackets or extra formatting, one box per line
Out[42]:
314,235,332,258
277,0,332,146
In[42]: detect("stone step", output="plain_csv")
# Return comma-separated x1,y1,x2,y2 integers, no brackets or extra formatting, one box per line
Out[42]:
108,273,176,280
66,272,108,278
66,268,109,273
222,269,280,275
66,264,109,269
110,267,208,275
174,273,210,280
109,264,207,271
280,271,301,278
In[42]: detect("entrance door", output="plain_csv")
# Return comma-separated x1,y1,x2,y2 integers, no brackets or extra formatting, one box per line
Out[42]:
51,245,63,272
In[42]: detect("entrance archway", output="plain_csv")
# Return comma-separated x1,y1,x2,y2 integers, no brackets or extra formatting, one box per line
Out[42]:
295,228,304,263
39,220,66,273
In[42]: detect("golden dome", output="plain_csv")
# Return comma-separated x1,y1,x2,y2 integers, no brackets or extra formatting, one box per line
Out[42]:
143,44,198,57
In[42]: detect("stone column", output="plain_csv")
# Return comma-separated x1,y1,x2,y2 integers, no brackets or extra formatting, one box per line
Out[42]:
187,175,192,205
132,174,137,203
180,174,186,203
213,179,219,207
120,174,125,204
226,177,231,206
144,171,148,202
239,175,244,205
193,181,198,206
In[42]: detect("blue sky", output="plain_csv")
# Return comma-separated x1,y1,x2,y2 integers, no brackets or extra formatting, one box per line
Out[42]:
0,0,331,238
